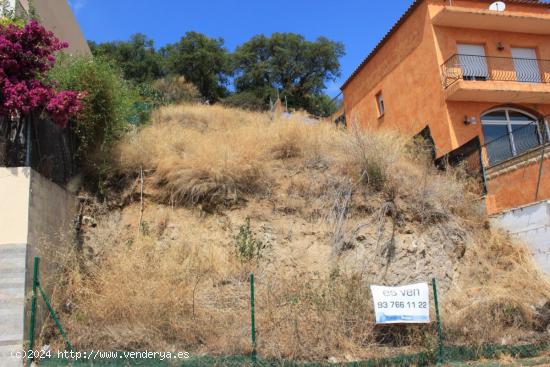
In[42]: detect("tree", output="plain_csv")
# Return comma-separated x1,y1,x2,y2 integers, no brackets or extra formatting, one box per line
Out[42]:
0,20,83,166
222,91,266,111
89,33,164,84
307,94,340,118
161,32,230,102
232,33,344,115
50,56,138,181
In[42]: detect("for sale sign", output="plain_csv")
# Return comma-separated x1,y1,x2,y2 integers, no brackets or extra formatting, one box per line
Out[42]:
370,283,430,324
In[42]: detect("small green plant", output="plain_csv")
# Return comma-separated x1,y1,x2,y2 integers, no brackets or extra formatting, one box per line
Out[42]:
234,218,267,262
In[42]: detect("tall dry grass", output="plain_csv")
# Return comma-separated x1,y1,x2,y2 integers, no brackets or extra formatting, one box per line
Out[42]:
44,104,550,361
115,104,346,210
114,103,471,218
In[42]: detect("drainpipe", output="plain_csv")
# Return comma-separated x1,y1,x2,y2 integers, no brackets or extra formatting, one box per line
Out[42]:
534,118,548,201
25,115,31,167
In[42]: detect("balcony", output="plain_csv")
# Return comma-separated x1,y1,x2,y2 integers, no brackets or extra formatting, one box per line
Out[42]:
431,6,550,35
441,54,550,103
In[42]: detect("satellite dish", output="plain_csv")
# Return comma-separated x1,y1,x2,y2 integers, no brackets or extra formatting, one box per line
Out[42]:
489,1,506,11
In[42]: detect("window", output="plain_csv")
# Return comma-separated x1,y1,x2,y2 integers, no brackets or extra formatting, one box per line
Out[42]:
457,44,489,81
376,92,385,117
511,48,541,83
481,108,544,165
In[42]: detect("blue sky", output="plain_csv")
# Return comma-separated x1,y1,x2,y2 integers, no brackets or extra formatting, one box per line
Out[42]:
69,0,413,96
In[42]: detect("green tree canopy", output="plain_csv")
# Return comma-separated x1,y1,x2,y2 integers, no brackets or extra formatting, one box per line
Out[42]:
88,33,164,84
161,32,231,102
232,33,344,115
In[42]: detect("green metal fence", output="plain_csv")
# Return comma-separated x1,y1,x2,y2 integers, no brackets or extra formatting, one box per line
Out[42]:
37,342,548,367
30,267,549,367
28,257,74,364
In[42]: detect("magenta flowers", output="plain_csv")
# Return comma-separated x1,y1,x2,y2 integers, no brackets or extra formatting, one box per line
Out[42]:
0,20,83,127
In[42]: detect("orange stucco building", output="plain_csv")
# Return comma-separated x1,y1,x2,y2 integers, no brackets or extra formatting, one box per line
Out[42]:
341,0,550,214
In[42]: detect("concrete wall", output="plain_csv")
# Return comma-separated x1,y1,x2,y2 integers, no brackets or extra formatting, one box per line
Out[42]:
493,200,550,275
0,168,30,367
24,169,77,343
0,168,76,367
0,168,31,245
16,0,90,55
3,0,89,55
32,0,90,55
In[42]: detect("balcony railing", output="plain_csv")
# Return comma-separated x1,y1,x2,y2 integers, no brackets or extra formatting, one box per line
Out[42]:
442,54,550,88
483,120,550,167
436,116,549,196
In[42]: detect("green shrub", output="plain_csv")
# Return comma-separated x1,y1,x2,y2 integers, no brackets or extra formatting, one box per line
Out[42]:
234,218,268,262
222,91,268,111
152,76,201,104
0,15,25,27
129,83,167,126
49,55,138,188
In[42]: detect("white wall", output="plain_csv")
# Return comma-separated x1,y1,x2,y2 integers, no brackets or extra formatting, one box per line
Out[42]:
493,200,550,276
0,0,17,14
0,168,31,245
0,168,76,367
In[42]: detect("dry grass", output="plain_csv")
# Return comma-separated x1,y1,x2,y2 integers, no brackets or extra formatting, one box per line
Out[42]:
115,104,345,210
444,230,550,344
45,104,550,362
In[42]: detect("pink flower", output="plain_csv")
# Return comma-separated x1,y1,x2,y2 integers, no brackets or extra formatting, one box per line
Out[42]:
0,20,82,127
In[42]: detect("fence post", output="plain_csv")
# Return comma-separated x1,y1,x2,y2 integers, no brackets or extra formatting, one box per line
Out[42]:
250,272,257,363
432,278,444,365
28,256,39,363
38,284,73,352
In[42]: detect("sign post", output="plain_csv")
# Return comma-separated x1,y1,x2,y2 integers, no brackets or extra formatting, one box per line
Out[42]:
370,283,430,324
432,278,444,365
250,273,257,363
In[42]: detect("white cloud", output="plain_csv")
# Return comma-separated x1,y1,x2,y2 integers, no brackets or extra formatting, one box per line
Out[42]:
68,0,87,14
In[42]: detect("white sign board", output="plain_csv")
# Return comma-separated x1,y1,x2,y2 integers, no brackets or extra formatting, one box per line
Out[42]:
370,283,430,324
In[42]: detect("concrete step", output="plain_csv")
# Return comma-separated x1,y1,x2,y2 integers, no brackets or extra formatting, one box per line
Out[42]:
0,310,24,346
0,342,24,367
0,244,26,257
0,244,26,367
0,245,26,267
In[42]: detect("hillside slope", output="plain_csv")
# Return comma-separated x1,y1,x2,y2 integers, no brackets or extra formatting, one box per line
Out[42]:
46,104,550,361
